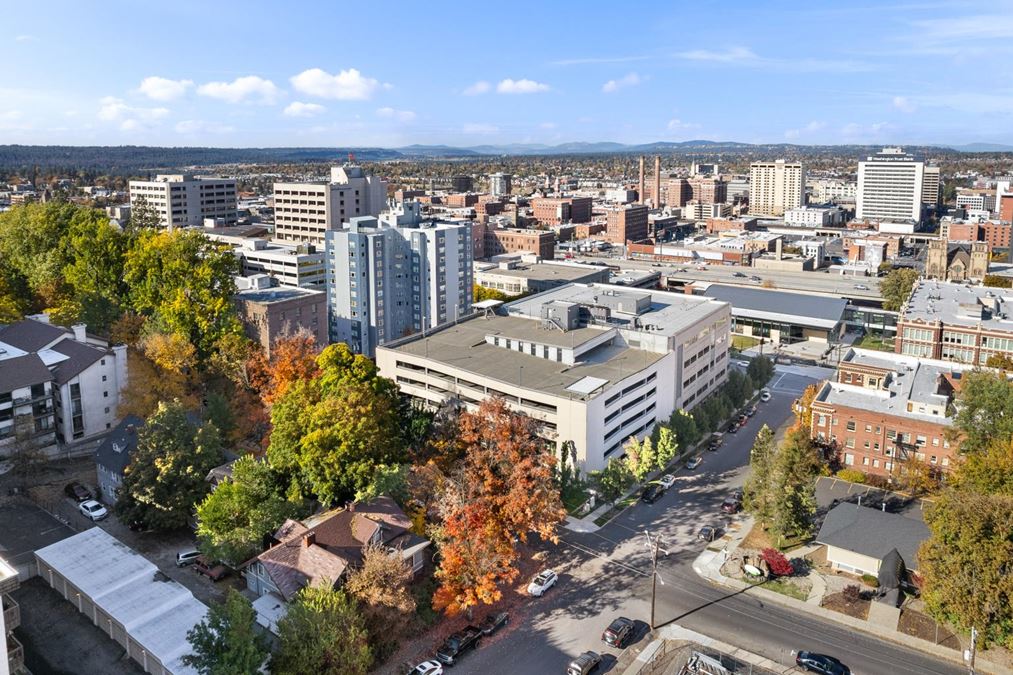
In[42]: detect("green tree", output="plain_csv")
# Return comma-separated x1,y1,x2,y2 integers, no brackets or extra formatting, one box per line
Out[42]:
950,370,1013,455
655,426,679,469
473,284,511,302
593,457,634,504
195,456,306,565
769,428,821,542
354,463,410,505
274,586,372,675
344,545,417,665
623,436,655,481
953,437,1013,496
668,409,701,447
746,356,775,389
128,195,162,229
744,425,776,526
0,202,77,307
182,588,268,675
880,267,920,312
114,401,225,530
723,369,752,408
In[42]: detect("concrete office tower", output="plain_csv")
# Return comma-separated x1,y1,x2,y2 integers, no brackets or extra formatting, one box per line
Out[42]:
638,156,646,204
856,148,925,223
324,208,473,356
128,174,237,229
653,156,662,208
749,160,805,217
922,166,941,208
273,164,388,245
490,172,513,197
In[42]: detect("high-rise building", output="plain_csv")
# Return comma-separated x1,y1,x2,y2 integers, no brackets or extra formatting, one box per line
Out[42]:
922,166,941,208
856,148,925,223
530,197,592,225
324,204,473,356
489,173,512,197
450,175,473,192
605,204,650,243
273,165,388,244
128,174,237,228
749,160,805,217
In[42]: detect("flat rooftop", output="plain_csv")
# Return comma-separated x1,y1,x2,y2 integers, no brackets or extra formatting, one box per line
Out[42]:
236,286,324,303
702,284,847,328
474,261,605,282
902,279,1013,331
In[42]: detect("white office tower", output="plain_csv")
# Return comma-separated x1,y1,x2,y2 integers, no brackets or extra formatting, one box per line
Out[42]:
325,206,473,356
749,160,805,217
489,172,513,197
856,148,925,223
273,164,388,244
128,174,237,228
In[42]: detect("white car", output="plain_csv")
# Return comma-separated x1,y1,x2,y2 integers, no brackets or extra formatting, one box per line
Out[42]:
760,389,772,402
408,661,443,675
78,500,108,521
685,457,703,470
659,474,676,489
854,284,869,290
527,569,558,597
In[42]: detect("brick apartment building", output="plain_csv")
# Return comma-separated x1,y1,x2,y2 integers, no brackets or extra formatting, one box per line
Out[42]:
605,204,649,244
480,226,556,259
445,193,479,208
810,349,966,479
944,220,1012,250
530,197,593,225
705,217,759,235
1001,194,1013,223
658,177,728,207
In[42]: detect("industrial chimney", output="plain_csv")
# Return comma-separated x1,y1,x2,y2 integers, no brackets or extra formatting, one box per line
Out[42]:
638,156,646,204
654,156,661,208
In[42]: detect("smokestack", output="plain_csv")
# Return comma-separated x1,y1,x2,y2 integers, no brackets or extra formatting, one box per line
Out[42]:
654,156,661,207
638,156,646,205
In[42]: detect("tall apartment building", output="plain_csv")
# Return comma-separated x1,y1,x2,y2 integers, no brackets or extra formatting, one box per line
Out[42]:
128,174,237,228
811,348,965,479
489,173,512,197
922,166,941,208
273,165,388,244
1001,194,1013,223
895,279,1013,364
605,204,649,244
665,177,729,207
856,148,925,223
376,283,731,471
530,197,593,225
325,209,473,356
749,160,805,217
943,220,1013,250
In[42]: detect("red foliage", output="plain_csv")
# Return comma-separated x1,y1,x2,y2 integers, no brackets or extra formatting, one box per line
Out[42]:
761,548,795,577
247,330,322,405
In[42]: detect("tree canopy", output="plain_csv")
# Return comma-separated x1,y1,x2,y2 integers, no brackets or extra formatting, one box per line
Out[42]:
183,589,268,675
880,267,920,312
274,586,372,675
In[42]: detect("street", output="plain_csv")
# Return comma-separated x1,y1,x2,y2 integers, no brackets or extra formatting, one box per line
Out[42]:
457,369,963,675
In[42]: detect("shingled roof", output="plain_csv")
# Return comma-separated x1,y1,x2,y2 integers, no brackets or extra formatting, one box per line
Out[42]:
0,353,53,392
0,319,69,351
815,502,930,572
49,338,108,385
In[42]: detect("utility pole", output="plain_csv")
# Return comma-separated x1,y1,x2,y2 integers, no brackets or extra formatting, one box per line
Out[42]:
967,625,977,675
643,530,669,630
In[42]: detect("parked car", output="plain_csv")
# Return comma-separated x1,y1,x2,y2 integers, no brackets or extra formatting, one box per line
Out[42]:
795,651,850,675
732,271,746,278
721,498,741,514
640,483,665,504
527,569,558,597
601,616,635,648
731,488,744,503
854,284,869,290
760,389,772,402
408,660,443,675
658,474,676,489
478,611,509,636
738,414,748,426
567,651,602,675
698,525,721,542
64,482,92,502
708,433,724,451
745,405,757,417
176,550,201,567
726,421,739,433
78,499,108,521
193,556,228,581
685,456,702,470
435,626,482,665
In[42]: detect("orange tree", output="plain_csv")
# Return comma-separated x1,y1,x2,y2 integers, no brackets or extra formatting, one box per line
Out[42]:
248,329,322,406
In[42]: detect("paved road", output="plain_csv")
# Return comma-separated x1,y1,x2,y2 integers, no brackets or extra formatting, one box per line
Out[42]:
456,371,963,675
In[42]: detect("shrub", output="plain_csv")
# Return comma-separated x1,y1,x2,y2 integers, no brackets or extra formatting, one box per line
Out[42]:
761,548,795,577
842,584,863,603
860,574,880,588
836,468,866,484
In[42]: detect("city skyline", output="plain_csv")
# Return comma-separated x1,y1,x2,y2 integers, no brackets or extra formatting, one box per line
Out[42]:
3,0,1013,148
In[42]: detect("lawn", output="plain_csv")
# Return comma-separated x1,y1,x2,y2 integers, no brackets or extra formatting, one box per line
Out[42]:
745,575,810,601
732,335,761,351
852,333,895,352
740,522,809,553
562,483,592,515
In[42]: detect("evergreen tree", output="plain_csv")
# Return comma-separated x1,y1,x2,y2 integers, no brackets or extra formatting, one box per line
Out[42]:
183,589,268,675
743,425,776,527
668,409,701,447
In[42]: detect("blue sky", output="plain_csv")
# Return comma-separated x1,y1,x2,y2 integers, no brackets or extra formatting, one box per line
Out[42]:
2,0,1012,147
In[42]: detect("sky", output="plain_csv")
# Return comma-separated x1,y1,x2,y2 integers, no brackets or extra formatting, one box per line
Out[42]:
2,0,1013,148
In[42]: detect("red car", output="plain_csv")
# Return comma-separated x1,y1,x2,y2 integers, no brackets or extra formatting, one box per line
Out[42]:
193,557,229,581
721,498,741,514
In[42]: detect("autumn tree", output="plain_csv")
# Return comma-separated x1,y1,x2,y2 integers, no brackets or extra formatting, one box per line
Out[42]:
623,436,655,481
114,401,225,530
344,545,417,663
655,426,679,469
247,329,322,405
949,370,1013,455
274,586,372,675
880,267,920,312
195,456,306,565
793,383,819,433
183,589,268,675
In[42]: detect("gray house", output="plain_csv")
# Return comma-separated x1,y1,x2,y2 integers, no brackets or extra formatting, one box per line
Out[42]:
94,415,143,504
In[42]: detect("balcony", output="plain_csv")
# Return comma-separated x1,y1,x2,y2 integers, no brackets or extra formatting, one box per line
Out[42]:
7,634,24,674
2,594,19,631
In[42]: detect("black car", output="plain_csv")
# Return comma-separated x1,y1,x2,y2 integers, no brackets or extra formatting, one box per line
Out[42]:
435,626,482,665
567,651,602,675
64,482,92,502
640,484,665,504
727,421,739,433
733,271,746,277
601,616,635,648
721,498,741,514
698,525,721,542
795,651,850,675
478,611,508,636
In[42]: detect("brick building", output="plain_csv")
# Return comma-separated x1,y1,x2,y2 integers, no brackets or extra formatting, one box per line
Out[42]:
445,193,479,208
810,349,966,478
944,220,1012,250
530,197,593,225
705,217,758,235
1001,194,1013,223
481,227,556,259
234,279,328,356
605,204,649,244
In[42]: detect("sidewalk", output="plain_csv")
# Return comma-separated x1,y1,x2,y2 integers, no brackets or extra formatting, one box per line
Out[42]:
690,519,1001,673
622,624,799,675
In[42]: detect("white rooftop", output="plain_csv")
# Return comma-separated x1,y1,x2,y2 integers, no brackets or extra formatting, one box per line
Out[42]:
903,279,1013,330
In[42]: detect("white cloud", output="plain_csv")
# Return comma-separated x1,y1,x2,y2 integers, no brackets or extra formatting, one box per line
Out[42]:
290,68,382,100
138,76,193,101
98,96,169,131
175,120,235,134
197,76,281,104
912,14,1013,42
283,101,326,117
784,120,826,139
376,107,416,122
462,81,491,96
892,95,917,113
667,118,700,131
675,46,873,73
463,123,499,134
678,46,758,63
550,55,649,66
15,35,35,42
539,122,557,130
602,72,642,93
497,78,550,94
841,121,892,138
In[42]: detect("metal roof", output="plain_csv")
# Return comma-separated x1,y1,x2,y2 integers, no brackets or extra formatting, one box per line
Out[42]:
702,284,847,328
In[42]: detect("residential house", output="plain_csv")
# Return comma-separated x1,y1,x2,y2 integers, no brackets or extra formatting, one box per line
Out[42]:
94,415,143,505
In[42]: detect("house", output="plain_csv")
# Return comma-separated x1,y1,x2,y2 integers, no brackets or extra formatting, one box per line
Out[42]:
243,496,429,615
94,415,143,504
815,502,929,578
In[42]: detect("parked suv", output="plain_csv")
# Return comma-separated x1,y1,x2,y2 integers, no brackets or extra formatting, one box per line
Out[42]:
193,556,228,581
64,482,92,502
435,626,482,665
640,483,665,504
601,616,635,648
721,497,741,514
567,651,602,675
176,550,201,567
